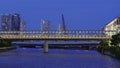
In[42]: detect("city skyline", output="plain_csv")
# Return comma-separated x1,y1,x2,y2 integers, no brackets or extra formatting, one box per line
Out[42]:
1,13,67,31
1,12,120,31
0,0,120,30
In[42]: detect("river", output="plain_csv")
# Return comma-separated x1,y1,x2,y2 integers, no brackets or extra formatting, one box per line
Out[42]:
0,48,120,68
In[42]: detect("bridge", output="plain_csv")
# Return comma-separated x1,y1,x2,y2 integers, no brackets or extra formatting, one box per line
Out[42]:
0,30,118,53
0,30,117,40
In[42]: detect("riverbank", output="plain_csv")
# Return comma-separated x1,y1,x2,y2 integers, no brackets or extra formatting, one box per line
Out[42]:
97,46,120,60
0,46,16,52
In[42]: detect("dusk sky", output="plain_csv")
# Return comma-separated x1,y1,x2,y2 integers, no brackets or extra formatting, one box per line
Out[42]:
0,0,120,30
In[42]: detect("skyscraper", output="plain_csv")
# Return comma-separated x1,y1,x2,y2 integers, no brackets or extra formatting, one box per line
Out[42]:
1,14,12,31
41,20,50,31
58,14,66,35
11,13,20,31
61,14,66,31
58,14,66,31
1,13,21,31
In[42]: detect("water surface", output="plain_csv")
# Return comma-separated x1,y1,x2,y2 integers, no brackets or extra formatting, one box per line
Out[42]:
0,48,120,68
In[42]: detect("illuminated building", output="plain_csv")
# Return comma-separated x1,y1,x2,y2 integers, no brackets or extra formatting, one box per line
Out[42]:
11,13,20,31
1,14,12,31
103,17,120,35
41,20,50,31
20,20,26,31
1,13,21,31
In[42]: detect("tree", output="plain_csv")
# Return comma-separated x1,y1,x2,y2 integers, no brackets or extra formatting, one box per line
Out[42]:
97,40,109,54
0,37,11,47
100,40,109,47
110,33,120,59
111,33,120,47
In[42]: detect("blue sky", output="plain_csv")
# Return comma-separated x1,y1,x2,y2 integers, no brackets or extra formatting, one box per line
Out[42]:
0,0,120,30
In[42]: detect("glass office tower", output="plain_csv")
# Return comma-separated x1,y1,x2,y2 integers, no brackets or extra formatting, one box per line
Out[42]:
11,13,20,31
1,13,21,31
1,14,12,31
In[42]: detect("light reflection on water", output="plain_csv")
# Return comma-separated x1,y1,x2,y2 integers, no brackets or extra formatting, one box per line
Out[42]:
0,48,120,68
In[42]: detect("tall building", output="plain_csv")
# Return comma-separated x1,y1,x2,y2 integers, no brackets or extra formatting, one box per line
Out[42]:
1,14,12,31
58,14,66,35
20,20,26,31
58,14,66,31
61,14,66,31
1,13,21,31
11,13,20,31
103,17,120,36
41,20,50,31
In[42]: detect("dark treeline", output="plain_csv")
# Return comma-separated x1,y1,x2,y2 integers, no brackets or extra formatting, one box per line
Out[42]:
97,33,120,59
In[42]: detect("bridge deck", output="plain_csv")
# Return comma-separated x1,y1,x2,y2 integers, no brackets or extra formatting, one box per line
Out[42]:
0,30,117,40
0,35,111,40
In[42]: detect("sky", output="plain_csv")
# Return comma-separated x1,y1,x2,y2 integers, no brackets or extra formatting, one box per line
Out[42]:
0,0,120,30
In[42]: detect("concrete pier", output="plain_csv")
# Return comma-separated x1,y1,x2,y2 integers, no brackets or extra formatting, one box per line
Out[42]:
44,41,48,53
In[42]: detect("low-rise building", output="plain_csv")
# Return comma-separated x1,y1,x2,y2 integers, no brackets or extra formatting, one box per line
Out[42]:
103,17,120,36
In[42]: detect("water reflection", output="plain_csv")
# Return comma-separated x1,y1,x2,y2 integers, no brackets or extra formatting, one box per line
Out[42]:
0,48,120,68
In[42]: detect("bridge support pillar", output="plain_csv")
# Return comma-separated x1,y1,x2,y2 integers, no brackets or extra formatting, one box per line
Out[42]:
44,41,48,53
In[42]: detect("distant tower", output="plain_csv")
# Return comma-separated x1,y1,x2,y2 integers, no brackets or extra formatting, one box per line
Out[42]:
1,14,12,31
61,14,66,31
20,20,26,31
58,14,66,31
11,13,21,31
41,20,50,31
58,14,66,35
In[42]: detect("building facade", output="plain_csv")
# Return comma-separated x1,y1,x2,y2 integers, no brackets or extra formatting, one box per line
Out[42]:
1,14,12,31
41,20,50,31
103,17,120,36
58,24,63,31
20,20,26,31
11,13,20,31
1,13,21,31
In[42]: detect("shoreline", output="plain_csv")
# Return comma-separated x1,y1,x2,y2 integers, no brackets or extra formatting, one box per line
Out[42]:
0,46,16,52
